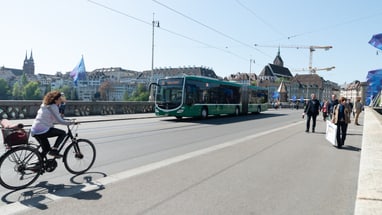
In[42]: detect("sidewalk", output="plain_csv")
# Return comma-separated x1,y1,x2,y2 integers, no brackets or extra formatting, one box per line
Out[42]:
355,107,382,214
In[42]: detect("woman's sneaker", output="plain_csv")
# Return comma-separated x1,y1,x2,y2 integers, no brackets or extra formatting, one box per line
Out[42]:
48,149,62,158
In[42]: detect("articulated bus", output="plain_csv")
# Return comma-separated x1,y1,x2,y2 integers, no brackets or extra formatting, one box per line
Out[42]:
151,76,268,119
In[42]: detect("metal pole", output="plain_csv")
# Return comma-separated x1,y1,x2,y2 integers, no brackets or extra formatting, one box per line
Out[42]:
149,13,159,102
249,59,255,85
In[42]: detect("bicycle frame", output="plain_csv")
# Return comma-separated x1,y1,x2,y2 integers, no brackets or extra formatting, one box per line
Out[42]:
56,123,78,156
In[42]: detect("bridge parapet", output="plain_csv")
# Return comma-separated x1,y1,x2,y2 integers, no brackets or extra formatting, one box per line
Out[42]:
0,100,155,119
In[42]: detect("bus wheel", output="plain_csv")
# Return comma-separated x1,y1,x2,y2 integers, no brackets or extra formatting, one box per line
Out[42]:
235,107,240,116
176,116,183,120
201,107,208,119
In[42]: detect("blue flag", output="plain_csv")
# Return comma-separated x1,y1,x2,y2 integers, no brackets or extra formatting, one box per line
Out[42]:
70,56,86,86
365,69,382,105
369,33,382,50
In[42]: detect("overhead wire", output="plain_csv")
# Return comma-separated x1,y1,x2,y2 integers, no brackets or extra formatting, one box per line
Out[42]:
236,0,382,42
151,0,269,57
286,12,382,40
235,0,287,39
87,0,261,62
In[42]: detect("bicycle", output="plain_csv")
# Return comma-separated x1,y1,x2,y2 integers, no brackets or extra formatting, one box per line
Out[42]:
0,120,96,190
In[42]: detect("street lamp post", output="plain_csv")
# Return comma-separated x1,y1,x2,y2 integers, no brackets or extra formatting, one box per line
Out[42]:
249,59,255,85
149,13,160,102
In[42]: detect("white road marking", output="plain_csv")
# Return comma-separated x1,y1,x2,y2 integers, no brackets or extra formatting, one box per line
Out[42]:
1,120,303,214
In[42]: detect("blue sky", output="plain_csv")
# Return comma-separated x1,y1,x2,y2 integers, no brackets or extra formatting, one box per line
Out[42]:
0,0,381,85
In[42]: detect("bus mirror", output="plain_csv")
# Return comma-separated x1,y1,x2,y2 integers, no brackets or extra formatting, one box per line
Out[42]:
149,83,159,91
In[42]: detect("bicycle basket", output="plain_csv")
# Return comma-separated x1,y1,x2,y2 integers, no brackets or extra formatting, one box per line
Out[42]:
1,128,30,147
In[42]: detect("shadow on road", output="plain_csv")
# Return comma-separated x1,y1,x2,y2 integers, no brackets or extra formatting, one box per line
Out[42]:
1,172,107,210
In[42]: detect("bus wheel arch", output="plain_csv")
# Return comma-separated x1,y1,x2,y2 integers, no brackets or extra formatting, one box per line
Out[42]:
201,106,208,119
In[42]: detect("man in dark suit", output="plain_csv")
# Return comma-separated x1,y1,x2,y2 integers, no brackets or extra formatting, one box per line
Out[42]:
303,93,321,133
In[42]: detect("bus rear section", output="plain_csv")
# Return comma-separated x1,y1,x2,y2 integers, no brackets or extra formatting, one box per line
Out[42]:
245,86,268,114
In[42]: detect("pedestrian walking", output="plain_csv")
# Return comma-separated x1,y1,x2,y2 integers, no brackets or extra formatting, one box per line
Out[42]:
332,97,351,148
328,94,338,120
58,92,66,118
322,100,329,121
302,93,321,133
354,97,364,125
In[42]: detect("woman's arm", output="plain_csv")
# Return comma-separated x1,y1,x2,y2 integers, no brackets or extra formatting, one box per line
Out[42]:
48,105,71,125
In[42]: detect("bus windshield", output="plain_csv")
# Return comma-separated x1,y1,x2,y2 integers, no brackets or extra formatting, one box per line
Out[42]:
155,78,184,109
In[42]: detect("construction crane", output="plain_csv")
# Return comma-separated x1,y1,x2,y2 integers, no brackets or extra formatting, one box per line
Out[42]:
254,44,333,74
292,66,336,74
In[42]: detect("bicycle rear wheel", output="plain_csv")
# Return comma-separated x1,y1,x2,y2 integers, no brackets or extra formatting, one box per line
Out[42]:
0,146,42,190
63,139,96,174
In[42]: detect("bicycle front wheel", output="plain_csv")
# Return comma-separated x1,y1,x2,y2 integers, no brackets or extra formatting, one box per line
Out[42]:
63,139,96,174
0,146,42,190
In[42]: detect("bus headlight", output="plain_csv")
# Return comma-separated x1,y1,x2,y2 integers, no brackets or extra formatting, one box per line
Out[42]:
177,110,184,113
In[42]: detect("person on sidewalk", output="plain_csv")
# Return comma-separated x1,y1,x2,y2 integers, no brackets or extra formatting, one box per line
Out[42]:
328,94,339,120
303,93,321,133
354,97,364,125
322,100,329,121
31,91,74,158
332,97,351,148
58,92,66,118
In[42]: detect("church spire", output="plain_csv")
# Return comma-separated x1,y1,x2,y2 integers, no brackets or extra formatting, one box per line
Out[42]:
29,50,33,60
23,49,35,75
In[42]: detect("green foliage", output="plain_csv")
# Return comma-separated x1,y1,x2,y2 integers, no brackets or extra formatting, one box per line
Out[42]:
125,83,149,101
123,91,129,101
0,79,10,99
12,82,23,100
57,86,73,100
21,73,28,86
22,81,42,100
250,81,257,86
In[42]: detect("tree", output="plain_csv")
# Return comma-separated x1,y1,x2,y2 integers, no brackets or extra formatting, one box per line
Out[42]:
126,83,149,101
23,81,42,100
123,91,130,101
21,73,28,86
99,81,112,101
57,86,73,100
12,82,23,100
0,79,11,99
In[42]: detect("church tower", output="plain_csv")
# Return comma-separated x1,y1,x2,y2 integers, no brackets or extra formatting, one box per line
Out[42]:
23,50,35,75
273,47,284,67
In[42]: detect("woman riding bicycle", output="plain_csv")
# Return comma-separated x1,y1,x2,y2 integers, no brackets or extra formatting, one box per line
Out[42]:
31,91,74,158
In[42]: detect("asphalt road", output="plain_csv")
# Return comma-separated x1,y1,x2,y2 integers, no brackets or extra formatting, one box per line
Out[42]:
1,109,363,215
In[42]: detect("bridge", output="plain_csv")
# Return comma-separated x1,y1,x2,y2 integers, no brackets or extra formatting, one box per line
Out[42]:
0,100,155,119
0,107,380,214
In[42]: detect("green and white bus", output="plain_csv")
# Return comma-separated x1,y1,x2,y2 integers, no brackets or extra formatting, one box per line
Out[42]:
151,75,268,119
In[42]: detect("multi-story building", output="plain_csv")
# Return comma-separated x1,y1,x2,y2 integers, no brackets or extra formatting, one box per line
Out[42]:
340,80,368,104
0,51,361,104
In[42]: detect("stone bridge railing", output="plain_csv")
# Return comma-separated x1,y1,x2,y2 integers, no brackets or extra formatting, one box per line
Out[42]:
0,100,155,120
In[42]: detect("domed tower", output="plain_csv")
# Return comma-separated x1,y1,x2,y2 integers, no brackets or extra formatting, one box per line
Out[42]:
23,50,35,75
